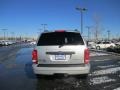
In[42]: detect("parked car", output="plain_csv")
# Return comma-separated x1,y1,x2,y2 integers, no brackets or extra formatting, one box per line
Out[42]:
87,41,96,49
0,40,16,46
94,41,116,50
0,41,4,46
0,40,9,46
115,42,120,46
30,41,36,45
32,30,90,77
7,40,14,45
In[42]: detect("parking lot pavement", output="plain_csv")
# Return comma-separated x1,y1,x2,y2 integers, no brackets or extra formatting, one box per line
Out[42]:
0,45,120,90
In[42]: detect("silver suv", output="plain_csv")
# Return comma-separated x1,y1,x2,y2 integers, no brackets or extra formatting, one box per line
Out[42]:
32,30,90,77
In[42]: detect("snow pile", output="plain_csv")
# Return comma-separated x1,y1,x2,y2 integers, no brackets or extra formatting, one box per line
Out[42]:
92,67,120,76
114,87,120,90
90,76,115,85
97,65,116,69
93,59,110,62
90,52,109,56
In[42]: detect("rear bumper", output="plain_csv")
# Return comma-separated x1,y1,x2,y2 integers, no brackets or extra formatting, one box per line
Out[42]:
32,64,90,75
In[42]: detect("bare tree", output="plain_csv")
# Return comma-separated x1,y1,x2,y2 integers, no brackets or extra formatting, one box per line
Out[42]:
92,13,103,41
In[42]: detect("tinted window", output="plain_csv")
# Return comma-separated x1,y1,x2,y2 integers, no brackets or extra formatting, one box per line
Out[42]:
37,32,84,46
97,42,101,44
103,42,110,44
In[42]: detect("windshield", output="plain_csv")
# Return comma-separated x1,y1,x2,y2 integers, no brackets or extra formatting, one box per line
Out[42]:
37,32,84,46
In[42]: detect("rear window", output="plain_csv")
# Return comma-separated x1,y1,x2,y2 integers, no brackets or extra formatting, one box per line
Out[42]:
37,32,84,46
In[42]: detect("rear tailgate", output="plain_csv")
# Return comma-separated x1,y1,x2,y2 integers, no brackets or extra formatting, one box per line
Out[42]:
36,45,86,64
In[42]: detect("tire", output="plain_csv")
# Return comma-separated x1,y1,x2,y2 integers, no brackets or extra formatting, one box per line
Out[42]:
110,45,114,48
96,46,100,50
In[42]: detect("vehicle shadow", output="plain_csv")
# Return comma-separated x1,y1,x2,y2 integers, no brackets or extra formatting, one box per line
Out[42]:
36,75,90,90
25,62,36,79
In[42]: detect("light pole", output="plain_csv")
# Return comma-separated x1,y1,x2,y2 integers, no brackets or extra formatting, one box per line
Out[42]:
41,24,47,31
76,7,87,35
107,30,110,41
38,29,42,34
1,29,7,40
86,26,91,41
11,32,14,40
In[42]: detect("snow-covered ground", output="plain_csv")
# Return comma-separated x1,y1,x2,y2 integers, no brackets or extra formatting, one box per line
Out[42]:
89,51,120,89
92,67,120,76
93,59,110,62
90,76,115,85
97,65,117,69
114,87,120,90
90,52,109,56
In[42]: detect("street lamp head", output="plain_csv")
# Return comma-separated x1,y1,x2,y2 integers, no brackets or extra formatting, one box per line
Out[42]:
76,7,80,10
41,24,47,26
75,7,87,35
82,8,87,11
76,7,87,11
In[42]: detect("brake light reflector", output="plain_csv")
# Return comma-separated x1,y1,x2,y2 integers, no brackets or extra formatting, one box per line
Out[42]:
55,30,65,32
84,48,90,64
32,49,38,64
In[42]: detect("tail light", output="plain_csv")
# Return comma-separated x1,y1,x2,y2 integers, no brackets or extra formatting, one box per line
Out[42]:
84,48,90,64
32,49,38,64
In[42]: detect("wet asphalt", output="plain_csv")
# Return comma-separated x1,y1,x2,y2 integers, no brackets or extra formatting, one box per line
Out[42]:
0,44,120,90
